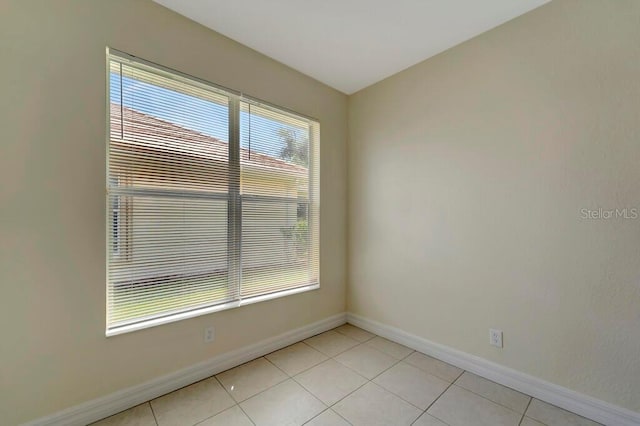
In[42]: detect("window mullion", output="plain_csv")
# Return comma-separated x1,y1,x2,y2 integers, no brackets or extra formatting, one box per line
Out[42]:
228,95,242,301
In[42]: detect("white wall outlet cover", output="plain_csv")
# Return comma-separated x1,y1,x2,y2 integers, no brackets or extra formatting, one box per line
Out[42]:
489,328,503,348
204,326,215,343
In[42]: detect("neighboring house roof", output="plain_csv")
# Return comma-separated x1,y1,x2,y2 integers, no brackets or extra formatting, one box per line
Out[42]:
109,103,307,175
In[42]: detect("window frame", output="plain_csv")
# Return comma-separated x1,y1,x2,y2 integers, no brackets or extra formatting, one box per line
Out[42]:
105,47,320,336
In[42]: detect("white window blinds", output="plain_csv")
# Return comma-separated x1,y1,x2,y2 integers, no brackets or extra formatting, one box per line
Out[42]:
107,49,320,335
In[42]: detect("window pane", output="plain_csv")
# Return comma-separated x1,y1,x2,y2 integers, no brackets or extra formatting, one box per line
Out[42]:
107,58,232,330
239,101,317,298
240,198,311,298
108,195,231,327
240,102,310,198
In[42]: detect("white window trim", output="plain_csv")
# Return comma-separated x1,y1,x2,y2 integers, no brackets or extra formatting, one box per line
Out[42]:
106,283,320,337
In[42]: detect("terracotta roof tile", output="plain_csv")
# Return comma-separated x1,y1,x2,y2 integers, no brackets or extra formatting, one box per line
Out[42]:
109,104,307,175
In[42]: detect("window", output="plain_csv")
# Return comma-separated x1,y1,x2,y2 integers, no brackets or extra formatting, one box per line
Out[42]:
106,49,320,335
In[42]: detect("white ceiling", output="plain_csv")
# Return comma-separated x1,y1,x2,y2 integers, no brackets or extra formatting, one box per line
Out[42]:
153,0,550,94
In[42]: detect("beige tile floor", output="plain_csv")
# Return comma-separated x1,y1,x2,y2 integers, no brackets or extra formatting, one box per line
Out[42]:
92,324,602,426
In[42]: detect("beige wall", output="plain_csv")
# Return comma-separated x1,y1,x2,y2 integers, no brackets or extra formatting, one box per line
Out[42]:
348,0,640,413
0,1,347,424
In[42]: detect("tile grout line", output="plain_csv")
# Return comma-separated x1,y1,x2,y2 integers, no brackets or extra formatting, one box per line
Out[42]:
410,365,530,423
301,408,330,426
519,397,534,426
301,407,354,426
452,374,532,417
268,341,330,377
335,331,417,375
234,400,257,426
297,328,411,380
421,376,531,426
319,335,413,420
410,409,452,426
148,401,160,426
410,370,464,426
290,340,371,406
341,343,404,378
260,356,330,412
302,407,329,426
262,343,358,425
222,333,365,421
262,354,300,380
213,375,256,426
310,338,361,358
252,355,337,423
328,378,371,410
373,368,445,414
217,357,289,411
427,370,463,408
296,328,427,422
288,363,365,413
333,333,377,344
329,408,355,426
366,349,465,414
333,323,377,342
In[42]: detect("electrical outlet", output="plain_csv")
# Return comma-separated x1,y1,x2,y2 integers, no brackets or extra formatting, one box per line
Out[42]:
489,328,503,348
204,326,215,343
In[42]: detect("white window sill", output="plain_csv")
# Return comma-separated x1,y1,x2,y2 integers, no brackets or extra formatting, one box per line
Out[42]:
105,282,319,337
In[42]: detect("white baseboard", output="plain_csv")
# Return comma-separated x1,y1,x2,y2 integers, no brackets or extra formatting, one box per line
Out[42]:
23,311,639,426
23,313,347,426
346,312,640,426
